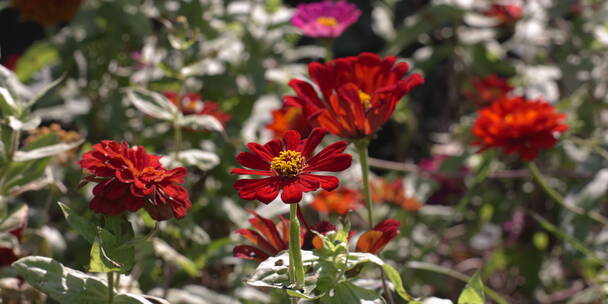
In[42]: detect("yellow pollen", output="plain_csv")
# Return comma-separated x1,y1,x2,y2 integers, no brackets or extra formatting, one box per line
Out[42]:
316,16,338,27
358,90,372,109
271,150,305,177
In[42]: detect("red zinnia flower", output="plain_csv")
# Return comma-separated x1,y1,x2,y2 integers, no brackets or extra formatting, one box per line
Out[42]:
266,105,313,139
78,140,191,221
310,187,362,215
355,219,400,254
285,52,424,139
233,210,335,262
371,178,422,211
472,97,568,161
163,92,231,129
12,0,84,25
464,74,514,107
231,128,352,204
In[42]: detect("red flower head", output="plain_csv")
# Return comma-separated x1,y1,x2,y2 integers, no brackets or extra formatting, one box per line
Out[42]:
78,140,191,221
371,178,422,211
310,187,362,215
163,92,231,129
12,0,84,25
266,105,313,139
285,52,424,139
464,74,514,107
472,97,568,161
233,210,335,262
355,219,400,254
231,128,352,204
484,3,523,25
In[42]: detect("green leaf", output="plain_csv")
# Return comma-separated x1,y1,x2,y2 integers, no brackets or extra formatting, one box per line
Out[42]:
458,271,485,304
382,264,415,302
88,216,135,274
14,42,59,82
13,138,83,161
0,204,28,234
321,281,383,304
57,202,97,244
126,88,179,121
89,235,122,273
25,73,66,108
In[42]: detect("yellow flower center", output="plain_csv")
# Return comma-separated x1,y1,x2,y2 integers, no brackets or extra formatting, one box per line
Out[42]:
271,150,305,177
358,90,372,109
316,16,338,27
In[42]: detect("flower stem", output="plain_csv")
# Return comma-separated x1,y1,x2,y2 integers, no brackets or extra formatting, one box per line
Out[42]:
173,121,183,160
526,161,608,225
320,39,334,62
107,272,115,304
289,203,305,291
355,140,374,229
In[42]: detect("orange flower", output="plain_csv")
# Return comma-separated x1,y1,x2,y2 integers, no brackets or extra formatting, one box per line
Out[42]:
464,74,513,107
355,219,400,254
371,178,422,211
310,187,362,215
472,96,568,161
12,0,83,25
266,106,313,139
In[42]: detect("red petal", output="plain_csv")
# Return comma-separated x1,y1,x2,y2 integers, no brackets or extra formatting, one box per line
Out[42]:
236,152,270,170
233,245,270,262
281,182,303,204
300,128,327,158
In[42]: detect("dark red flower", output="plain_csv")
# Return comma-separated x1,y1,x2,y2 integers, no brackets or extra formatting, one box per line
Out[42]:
355,219,400,254
0,206,28,268
1,55,20,71
12,0,84,25
266,105,313,139
164,92,231,129
233,210,335,262
472,97,568,161
484,3,522,25
285,52,424,139
231,128,352,204
464,74,513,107
310,187,362,215
78,140,191,221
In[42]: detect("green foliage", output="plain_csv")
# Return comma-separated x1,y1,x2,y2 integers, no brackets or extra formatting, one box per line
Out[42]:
458,271,485,304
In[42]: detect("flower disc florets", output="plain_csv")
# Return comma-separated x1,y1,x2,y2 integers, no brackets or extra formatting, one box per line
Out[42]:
271,150,306,177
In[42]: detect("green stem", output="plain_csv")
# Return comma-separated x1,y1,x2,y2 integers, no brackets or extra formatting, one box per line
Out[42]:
107,272,115,304
320,39,334,62
355,140,374,229
289,204,305,290
526,161,608,225
173,121,182,160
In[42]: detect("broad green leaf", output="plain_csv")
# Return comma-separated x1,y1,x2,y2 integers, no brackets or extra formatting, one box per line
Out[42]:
177,114,224,132
321,281,384,304
126,88,179,121
89,216,135,274
57,202,97,244
14,42,59,82
457,271,485,304
89,235,122,273
13,138,83,161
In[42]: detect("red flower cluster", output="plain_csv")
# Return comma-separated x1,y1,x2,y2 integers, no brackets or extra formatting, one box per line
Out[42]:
464,74,513,107
233,211,336,262
371,178,421,211
472,97,568,161
163,92,231,128
232,128,352,204
355,219,400,254
285,52,424,139
266,105,313,139
78,140,191,221
12,0,84,25
310,187,362,215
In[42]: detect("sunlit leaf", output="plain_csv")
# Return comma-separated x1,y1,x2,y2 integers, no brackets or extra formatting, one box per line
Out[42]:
13,138,83,161
126,88,179,121
57,202,97,244
457,271,485,304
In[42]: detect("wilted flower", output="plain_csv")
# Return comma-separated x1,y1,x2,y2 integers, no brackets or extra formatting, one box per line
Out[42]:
164,91,231,128
12,0,84,25
464,74,513,107
232,128,352,204
266,105,313,139
371,178,421,211
291,0,361,39
78,140,191,221
355,219,400,254
484,3,523,25
233,210,335,262
472,96,568,160
285,52,424,139
310,187,362,215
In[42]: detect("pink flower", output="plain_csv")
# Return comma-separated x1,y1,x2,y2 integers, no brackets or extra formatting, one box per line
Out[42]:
291,0,361,39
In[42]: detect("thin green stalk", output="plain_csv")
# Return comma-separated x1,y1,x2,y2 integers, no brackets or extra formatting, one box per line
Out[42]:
320,39,334,62
355,140,374,229
289,204,305,290
107,272,115,304
526,161,608,225
173,121,182,160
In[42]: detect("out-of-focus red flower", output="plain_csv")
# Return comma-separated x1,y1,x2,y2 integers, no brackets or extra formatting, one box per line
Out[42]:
472,97,568,161
233,210,335,262
464,74,513,107
0,206,28,267
484,3,523,25
1,55,20,71
163,92,231,128
231,128,352,204
371,178,421,211
285,52,424,139
291,0,361,40
355,219,400,254
310,187,362,215
78,140,191,221
266,106,313,139
12,0,84,25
